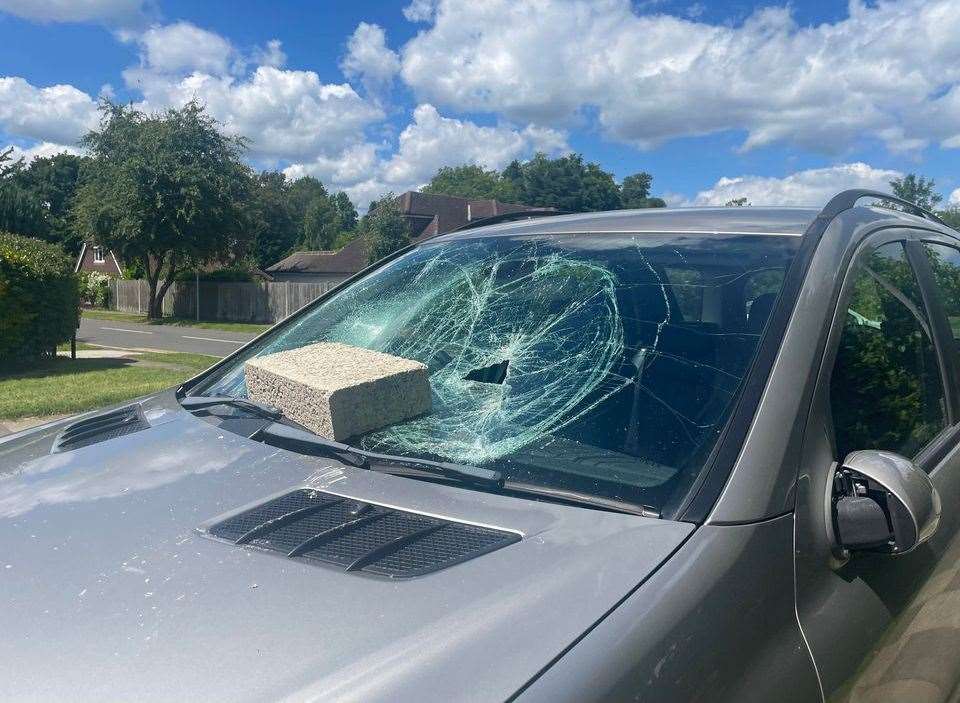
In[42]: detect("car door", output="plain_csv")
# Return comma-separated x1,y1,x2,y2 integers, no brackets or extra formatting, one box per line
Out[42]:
793,229,960,702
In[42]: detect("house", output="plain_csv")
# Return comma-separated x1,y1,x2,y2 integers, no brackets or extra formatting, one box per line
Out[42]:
74,241,124,277
266,237,370,283
266,191,552,283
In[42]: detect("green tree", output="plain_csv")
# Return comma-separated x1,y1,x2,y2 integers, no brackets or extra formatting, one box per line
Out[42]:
508,153,620,212
621,172,666,209
249,170,297,268
73,101,252,319
889,174,942,211
725,197,750,207
14,153,85,254
0,148,51,239
301,195,340,250
501,160,526,203
421,164,518,202
332,191,358,231
365,194,410,263
287,176,328,224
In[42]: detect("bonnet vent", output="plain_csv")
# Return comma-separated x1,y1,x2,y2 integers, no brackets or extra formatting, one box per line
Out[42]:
54,405,149,452
206,489,520,578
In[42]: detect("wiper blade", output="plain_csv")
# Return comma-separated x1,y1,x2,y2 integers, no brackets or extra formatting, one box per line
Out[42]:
180,395,283,420
362,450,503,489
502,480,660,518
253,421,370,469
253,422,502,488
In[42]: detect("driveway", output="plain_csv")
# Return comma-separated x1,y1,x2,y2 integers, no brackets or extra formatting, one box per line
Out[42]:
77,316,259,356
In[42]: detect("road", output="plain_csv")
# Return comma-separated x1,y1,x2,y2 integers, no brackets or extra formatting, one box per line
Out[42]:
77,317,259,357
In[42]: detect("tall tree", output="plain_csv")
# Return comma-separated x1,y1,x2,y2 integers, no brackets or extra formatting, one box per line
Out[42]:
365,194,410,263
73,101,252,319
332,191,358,231
249,170,297,268
0,148,51,238
421,164,518,202
620,172,665,208
14,152,86,254
509,153,621,212
300,195,340,250
287,176,328,224
501,160,526,203
889,174,943,211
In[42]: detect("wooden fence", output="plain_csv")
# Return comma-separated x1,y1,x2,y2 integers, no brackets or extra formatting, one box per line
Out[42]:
108,279,343,323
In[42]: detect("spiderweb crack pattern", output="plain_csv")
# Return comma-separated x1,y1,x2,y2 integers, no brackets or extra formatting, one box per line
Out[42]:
311,241,629,464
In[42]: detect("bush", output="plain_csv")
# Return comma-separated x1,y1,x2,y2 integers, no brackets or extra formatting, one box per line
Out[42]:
0,232,79,368
78,270,112,307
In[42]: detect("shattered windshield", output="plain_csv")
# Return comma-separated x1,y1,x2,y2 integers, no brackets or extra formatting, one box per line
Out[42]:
199,232,798,514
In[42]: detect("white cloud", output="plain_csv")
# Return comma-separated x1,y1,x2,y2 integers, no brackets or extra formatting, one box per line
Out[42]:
252,39,286,69
3,141,83,163
403,0,438,22
0,77,98,145
0,0,147,24
399,0,960,154
136,66,383,163
285,103,568,209
949,188,960,207
340,23,400,91
688,163,902,207
132,21,235,75
112,23,384,164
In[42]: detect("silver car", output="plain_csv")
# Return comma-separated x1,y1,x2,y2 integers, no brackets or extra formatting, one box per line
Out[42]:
2,190,958,702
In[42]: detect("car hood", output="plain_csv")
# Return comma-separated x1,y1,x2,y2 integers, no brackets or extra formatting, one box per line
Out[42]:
0,395,693,702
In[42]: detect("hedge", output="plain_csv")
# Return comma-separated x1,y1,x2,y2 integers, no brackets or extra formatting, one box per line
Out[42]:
0,232,79,368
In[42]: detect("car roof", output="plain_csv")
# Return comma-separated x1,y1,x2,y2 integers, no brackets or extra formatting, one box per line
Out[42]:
432,206,823,241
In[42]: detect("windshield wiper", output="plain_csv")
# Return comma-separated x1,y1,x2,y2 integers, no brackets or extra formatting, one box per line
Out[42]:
253,421,502,488
501,480,660,518
361,448,503,489
253,421,370,468
180,395,284,420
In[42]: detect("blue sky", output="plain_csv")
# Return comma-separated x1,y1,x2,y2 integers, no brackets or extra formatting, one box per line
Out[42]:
1,0,959,209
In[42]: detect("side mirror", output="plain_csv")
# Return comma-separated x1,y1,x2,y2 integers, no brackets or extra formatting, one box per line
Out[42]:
831,450,941,555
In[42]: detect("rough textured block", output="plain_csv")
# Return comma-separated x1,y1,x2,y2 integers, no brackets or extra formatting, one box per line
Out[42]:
244,342,431,440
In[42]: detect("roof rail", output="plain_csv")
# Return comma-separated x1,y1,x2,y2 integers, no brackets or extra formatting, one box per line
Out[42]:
449,208,567,232
819,189,947,226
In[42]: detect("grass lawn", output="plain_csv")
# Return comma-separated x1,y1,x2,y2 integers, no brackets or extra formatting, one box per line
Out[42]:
0,351,219,420
82,308,271,334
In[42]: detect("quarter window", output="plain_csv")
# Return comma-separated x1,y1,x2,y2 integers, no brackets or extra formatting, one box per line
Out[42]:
830,242,946,459
93,246,105,263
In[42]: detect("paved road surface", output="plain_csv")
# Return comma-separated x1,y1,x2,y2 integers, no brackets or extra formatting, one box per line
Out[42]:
77,317,260,357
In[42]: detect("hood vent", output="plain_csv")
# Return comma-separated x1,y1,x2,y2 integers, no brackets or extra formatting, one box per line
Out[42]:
205,489,520,578
53,405,149,453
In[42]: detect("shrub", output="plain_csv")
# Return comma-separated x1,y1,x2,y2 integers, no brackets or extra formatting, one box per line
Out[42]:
78,270,112,307
0,232,79,368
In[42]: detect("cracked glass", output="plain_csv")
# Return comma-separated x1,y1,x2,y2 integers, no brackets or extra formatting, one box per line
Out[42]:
200,232,798,512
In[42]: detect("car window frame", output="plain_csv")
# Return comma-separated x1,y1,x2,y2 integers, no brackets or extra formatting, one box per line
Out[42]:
818,228,959,471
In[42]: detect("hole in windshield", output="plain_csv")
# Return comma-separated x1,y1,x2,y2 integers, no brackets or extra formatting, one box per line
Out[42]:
464,359,510,385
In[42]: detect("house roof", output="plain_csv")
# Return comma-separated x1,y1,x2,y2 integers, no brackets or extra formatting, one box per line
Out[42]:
266,237,370,275
398,191,547,237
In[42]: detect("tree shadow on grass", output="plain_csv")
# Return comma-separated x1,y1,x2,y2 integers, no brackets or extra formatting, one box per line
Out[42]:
1,357,138,381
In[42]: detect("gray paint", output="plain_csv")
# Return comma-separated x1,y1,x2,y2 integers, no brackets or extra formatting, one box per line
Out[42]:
0,401,690,702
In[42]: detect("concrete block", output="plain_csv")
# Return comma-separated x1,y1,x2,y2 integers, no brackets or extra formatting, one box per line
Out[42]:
244,342,431,440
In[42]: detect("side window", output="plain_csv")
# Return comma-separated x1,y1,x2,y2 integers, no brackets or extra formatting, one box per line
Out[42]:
922,242,960,362
830,241,946,459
